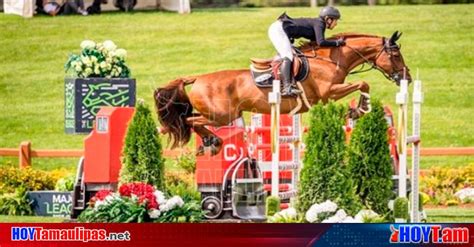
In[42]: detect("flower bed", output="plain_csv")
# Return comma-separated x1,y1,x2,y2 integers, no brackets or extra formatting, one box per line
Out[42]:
78,182,203,223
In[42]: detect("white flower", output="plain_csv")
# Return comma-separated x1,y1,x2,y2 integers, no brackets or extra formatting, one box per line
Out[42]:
322,215,341,223
334,209,347,221
170,196,184,207
160,196,184,212
80,56,90,65
80,40,96,49
154,190,167,205
305,205,320,223
455,188,474,201
355,209,379,222
319,200,338,213
74,64,82,72
84,67,93,77
115,48,127,59
90,56,98,63
148,209,161,219
281,207,297,219
341,216,361,223
99,61,107,69
94,65,100,75
103,40,117,51
94,200,106,210
104,194,117,203
388,200,394,211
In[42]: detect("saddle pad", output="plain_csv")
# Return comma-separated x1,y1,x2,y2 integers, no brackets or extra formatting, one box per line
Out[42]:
250,50,309,88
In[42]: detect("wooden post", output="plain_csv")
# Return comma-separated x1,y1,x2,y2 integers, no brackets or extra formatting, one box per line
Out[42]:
311,0,318,7
19,141,32,168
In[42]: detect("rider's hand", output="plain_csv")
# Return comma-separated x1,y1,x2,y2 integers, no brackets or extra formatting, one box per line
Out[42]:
336,38,346,46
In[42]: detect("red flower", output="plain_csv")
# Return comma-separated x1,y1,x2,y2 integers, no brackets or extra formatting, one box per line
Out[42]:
119,184,132,197
118,182,159,209
119,182,155,197
89,189,113,206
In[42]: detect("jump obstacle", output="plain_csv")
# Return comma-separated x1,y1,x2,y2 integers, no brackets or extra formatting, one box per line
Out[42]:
396,73,423,223
70,77,422,221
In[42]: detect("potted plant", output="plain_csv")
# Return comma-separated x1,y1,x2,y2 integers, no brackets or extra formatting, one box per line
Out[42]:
64,40,136,134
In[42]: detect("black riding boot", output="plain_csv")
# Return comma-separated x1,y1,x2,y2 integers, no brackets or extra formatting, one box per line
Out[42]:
280,58,301,96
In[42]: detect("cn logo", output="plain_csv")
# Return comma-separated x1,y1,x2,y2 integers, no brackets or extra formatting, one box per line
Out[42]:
224,144,243,161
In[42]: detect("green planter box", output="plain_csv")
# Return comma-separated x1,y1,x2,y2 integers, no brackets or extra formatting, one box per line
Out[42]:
64,78,136,134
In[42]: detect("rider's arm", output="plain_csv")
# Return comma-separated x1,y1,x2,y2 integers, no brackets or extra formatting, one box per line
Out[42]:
314,19,338,47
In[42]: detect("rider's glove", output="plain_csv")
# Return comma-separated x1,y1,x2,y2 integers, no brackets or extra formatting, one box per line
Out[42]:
336,38,346,46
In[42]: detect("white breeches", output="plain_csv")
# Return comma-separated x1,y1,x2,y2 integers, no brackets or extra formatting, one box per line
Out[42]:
268,20,294,61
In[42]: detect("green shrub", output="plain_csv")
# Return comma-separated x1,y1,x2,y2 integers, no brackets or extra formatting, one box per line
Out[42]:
0,187,33,216
174,152,196,174
393,197,409,221
297,103,362,215
120,101,165,191
0,167,55,194
265,196,280,217
347,100,394,215
79,196,148,223
165,170,200,201
55,174,76,192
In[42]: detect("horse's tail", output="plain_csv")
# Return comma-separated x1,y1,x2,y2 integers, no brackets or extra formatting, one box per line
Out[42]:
154,78,196,149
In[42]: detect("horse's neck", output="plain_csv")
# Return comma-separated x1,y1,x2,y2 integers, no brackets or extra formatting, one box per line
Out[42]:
343,39,382,72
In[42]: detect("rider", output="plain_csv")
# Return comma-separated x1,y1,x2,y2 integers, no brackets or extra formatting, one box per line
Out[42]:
268,6,345,96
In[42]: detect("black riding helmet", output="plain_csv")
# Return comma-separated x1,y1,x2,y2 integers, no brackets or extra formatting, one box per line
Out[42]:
319,6,341,20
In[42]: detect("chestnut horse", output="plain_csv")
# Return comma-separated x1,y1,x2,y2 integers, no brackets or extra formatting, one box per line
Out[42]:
154,31,411,155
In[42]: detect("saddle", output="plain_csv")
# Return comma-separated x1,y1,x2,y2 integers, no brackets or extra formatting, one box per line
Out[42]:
250,49,309,88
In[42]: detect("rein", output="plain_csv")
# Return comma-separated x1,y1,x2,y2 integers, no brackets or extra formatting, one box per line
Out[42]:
300,39,398,82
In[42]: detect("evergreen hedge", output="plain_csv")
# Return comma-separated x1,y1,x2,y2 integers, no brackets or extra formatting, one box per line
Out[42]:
347,100,394,215
119,102,165,191
297,103,362,215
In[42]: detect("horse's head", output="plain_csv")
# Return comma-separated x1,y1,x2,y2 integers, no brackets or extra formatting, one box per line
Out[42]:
374,31,411,85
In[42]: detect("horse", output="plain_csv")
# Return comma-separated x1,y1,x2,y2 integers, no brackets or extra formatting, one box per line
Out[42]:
154,31,412,155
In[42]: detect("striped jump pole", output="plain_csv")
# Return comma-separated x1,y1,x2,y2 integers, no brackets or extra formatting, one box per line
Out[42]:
396,70,423,222
268,79,281,197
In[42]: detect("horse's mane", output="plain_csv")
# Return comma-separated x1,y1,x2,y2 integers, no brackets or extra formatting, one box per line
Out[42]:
297,32,382,51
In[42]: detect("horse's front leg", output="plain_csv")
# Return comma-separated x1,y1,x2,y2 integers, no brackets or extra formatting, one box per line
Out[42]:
186,115,223,156
328,81,371,118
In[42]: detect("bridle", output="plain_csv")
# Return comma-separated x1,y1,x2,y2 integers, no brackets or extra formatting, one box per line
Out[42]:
302,37,408,84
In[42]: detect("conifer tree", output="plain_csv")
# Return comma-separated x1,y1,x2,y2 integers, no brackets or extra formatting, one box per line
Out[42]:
120,101,165,191
347,100,394,215
297,103,362,215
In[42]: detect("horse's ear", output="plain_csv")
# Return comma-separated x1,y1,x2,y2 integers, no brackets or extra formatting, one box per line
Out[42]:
396,32,403,41
390,31,402,45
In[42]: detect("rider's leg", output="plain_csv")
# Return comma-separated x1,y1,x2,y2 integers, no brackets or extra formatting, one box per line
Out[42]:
268,21,300,96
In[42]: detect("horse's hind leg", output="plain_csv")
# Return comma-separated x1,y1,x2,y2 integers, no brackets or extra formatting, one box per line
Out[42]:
328,81,371,119
186,115,223,156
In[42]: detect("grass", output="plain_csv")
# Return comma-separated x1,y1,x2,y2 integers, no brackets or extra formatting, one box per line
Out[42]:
425,206,474,223
0,215,65,223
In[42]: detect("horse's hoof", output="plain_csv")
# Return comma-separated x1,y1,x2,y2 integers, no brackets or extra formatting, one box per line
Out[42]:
196,146,205,156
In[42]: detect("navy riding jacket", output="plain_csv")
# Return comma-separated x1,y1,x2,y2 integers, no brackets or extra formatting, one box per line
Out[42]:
278,12,339,47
